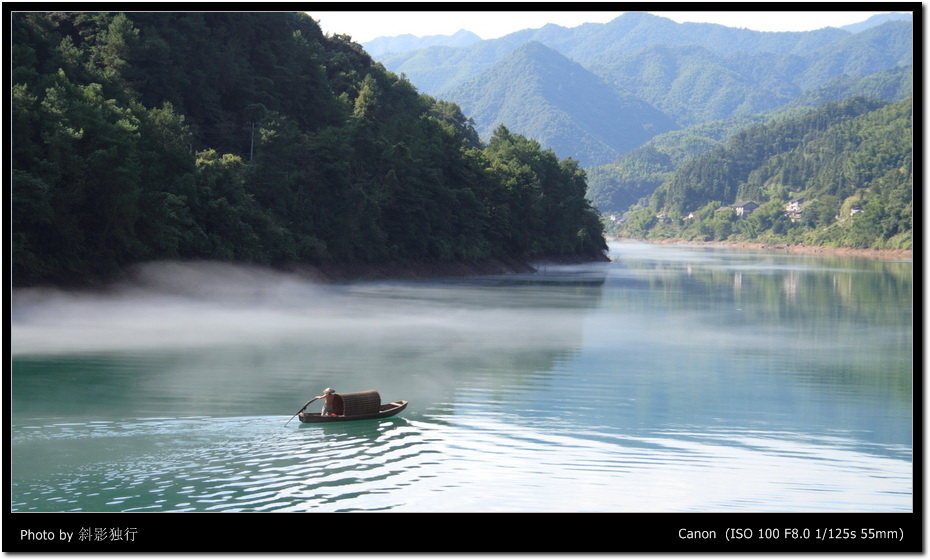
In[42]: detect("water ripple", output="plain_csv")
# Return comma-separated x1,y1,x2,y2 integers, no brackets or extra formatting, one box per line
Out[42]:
11,404,911,513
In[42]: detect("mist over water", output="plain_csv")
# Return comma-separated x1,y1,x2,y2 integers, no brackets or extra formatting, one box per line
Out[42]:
11,242,912,512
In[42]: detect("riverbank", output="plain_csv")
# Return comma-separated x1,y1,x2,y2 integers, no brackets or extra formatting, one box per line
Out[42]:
616,238,913,261
286,251,610,283
14,251,612,291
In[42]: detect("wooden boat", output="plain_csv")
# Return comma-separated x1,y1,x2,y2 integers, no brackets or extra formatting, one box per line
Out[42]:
298,390,408,423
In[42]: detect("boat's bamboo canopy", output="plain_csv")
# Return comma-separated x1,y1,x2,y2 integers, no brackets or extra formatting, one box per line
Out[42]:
333,390,381,416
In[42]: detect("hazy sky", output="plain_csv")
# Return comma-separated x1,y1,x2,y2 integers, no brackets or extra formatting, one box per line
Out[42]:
310,10,903,43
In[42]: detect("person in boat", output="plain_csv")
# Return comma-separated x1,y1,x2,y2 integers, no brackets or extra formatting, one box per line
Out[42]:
315,388,336,416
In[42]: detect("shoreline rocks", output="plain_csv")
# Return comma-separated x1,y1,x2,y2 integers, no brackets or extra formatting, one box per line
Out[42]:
614,238,912,261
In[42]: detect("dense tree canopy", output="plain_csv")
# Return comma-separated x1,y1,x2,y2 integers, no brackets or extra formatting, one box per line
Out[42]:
613,96,912,250
586,63,912,216
11,12,607,286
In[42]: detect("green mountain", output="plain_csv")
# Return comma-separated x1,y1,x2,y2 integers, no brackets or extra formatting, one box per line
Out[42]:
786,64,913,110
794,21,913,90
444,41,677,167
11,12,607,287
374,13,913,215
587,44,801,127
586,114,769,214
587,64,913,214
615,96,913,250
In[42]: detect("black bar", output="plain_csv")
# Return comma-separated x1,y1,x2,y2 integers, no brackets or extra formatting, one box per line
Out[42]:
5,512,922,553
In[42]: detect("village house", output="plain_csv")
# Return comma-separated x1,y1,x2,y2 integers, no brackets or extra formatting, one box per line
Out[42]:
731,201,758,219
785,197,804,222
714,202,758,219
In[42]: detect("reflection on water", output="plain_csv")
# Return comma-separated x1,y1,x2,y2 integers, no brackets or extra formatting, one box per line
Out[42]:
11,241,912,512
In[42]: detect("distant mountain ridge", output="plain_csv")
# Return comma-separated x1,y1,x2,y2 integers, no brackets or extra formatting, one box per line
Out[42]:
586,20,912,126
375,13,859,95
362,29,481,57
371,13,912,169
840,11,912,33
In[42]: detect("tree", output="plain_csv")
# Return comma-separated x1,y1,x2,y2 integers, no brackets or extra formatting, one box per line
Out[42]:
11,12,609,286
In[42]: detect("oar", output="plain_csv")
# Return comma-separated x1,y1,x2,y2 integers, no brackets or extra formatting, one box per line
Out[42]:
285,397,318,426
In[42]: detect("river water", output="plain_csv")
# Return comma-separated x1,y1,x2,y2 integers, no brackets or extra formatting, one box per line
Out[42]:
10,241,913,514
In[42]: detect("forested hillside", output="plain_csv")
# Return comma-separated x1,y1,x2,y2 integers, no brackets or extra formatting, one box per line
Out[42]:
11,12,607,287
587,64,913,214
585,114,769,213
615,96,913,250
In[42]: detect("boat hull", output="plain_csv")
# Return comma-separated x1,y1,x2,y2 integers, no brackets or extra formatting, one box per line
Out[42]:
298,401,408,423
